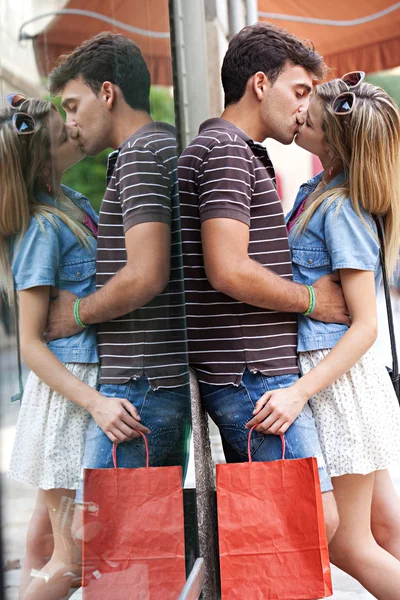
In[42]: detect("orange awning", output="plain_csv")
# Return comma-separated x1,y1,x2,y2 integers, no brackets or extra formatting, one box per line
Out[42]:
258,1,400,75
29,1,400,86
32,0,172,86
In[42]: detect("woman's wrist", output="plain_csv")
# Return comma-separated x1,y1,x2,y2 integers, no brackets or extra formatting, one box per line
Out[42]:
81,389,102,413
292,378,312,404
68,384,98,412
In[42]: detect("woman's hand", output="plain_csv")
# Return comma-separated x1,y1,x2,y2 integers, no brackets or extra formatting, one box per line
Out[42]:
245,385,309,435
87,393,151,444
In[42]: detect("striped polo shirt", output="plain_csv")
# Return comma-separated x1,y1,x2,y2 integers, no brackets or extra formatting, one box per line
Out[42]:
96,122,188,389
178,118,299,386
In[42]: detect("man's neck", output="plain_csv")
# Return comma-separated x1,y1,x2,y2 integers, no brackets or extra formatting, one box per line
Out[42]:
221,103,266,143
111,110,153,149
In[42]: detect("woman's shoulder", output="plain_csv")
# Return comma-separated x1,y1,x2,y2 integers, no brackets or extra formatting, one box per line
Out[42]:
11,215,60,273
323,194,376,229
15,212,59,246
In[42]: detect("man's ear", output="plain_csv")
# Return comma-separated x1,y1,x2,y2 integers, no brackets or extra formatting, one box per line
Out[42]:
99,81,116,111
251,71,269,101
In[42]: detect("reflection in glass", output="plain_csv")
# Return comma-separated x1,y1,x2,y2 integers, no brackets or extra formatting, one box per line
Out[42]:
1,3,191,598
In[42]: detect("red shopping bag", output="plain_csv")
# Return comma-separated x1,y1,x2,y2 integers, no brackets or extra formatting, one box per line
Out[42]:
82,433,186,599
216,428,332,600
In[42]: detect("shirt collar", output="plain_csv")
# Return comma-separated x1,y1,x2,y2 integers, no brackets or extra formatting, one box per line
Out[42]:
118,121,176,151
34,186,89,213
107,151,119,186
199,118,252,143
199,117,271,157
305,170,347,191
35,185,83,205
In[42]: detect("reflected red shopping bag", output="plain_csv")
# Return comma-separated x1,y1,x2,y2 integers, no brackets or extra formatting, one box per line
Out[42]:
82,433,186,599
216,428,332,600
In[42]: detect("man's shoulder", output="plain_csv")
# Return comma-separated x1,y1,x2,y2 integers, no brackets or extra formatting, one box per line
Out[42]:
121,122,176,155
179,130,252,169
192,127,248,149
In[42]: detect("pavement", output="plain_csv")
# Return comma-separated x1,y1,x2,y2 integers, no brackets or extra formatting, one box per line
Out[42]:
2,290,400,599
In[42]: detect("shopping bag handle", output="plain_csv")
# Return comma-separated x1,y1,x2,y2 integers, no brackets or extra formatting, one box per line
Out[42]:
112,431,150,469
248,425,285,462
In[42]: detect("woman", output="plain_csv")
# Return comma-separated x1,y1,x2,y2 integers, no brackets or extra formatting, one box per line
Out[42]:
249,77,400,599
0,98,136,599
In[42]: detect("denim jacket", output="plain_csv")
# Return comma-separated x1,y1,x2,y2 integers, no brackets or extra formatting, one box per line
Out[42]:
11,185,99,363
286,171,380,352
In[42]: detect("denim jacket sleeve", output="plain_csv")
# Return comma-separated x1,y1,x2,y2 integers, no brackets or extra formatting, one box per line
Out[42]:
12,216,60,290
324,198,379,272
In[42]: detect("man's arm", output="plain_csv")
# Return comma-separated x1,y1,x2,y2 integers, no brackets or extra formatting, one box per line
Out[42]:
202,217,350,324
79,221,170,324
19,286,150,442
45,221,170,340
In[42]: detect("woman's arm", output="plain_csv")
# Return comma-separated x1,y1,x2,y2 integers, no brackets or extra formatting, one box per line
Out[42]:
18,286,150,443
246,268,378,434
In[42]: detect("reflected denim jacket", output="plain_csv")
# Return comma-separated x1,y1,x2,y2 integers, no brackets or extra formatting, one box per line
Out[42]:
285,172,380,352
11,186,99,363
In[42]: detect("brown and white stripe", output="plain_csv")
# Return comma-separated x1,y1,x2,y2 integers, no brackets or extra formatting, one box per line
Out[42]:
178,118,298,386
96,122,188,389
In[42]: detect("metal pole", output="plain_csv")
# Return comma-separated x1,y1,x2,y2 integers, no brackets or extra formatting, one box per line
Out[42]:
18,9,170,42
245,0,258,25
169,0,210,154
189,370,220,600
228,0,245,35
179,558,206,600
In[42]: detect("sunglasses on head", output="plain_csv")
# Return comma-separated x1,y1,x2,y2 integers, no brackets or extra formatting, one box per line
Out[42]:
4,112,36,135
6,93,27,109
3,94,35,135
332,71,365,116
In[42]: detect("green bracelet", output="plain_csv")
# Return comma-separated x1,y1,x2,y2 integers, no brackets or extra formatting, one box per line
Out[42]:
302,285,315,316
74,298,87,329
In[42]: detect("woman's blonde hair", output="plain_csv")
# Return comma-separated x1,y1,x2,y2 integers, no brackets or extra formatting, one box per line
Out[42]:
296,80,400,274
0,98,92,303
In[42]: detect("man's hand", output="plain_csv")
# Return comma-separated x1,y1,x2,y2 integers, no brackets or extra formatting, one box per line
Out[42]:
89,393,151,443
245,386,308,435
45,289,81,342
312,273,351,325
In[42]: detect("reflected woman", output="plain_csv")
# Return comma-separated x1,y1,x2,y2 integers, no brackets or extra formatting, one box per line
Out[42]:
0,97,134,599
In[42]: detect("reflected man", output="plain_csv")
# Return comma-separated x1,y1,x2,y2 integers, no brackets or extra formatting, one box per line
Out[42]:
46,33,190,485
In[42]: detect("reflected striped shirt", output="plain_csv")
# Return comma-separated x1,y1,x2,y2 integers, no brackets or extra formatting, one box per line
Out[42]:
96,122,188,389
178,118,298,386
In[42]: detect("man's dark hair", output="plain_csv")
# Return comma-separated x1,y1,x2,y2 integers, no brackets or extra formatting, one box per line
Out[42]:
48,32,151,113
221,23,326,107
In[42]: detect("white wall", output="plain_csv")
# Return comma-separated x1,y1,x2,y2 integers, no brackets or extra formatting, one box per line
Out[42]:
266,139,314,212
0,0,67,98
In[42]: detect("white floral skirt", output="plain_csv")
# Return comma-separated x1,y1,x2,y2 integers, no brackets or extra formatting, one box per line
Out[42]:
8,363,98,490
299,347,400,477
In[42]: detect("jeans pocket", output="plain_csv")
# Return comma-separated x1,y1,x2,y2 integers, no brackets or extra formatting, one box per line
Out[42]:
99,383,130,399
201,383,263,457
138,387,190,463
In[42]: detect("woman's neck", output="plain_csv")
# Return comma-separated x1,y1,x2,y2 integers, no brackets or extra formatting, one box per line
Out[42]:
318,155,342,187
42,172,63,199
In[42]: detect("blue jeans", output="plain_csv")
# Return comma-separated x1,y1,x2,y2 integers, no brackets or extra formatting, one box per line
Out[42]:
199,369,332,492
76,376,191,503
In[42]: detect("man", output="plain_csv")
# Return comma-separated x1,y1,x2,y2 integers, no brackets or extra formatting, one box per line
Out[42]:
46,32,190,477
178,23,346,539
